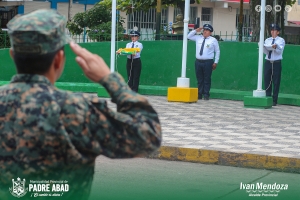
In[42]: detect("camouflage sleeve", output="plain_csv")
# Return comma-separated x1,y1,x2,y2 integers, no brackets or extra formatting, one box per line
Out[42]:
63,73,161,159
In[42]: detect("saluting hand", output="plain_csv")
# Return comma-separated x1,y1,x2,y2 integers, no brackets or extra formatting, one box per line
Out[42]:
70,42,111,82
196,27,203,32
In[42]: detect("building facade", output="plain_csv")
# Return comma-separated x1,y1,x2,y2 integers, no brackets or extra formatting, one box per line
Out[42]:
1,0,299,42
120,0,251,41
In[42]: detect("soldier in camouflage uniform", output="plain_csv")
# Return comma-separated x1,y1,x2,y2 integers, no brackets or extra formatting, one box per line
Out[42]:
0,9,162,200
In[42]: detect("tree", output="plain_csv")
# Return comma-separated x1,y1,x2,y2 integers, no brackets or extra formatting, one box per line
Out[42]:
0,30,10,49
99,0,200,40
88,21,124,42
249,0,260,42
156,0,162,40
175,0,200,16
238,0,244,42
67,4,125,42
250,0,296,42
99,0,201,16
68,0,73,21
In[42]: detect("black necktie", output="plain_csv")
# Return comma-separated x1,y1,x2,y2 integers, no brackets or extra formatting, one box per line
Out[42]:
200,38,206,56
268,39,275,59
131,42,134,59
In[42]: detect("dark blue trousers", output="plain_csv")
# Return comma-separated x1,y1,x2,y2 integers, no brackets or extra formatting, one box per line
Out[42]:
264,60,282,104
195,59,214,99
126,58,142,92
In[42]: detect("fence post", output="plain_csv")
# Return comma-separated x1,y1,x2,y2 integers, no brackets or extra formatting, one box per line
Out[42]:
5,32,7,48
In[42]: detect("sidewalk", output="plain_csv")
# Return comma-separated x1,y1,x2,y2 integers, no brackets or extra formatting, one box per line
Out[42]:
104,96,300,173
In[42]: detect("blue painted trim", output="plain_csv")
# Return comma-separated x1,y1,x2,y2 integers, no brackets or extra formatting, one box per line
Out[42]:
76,0,97,4
17,5,24,14
50,1,57,9
35,0,99,5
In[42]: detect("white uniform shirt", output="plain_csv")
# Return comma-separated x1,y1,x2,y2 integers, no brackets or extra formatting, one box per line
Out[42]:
126,41,143,59
187,30,220,63
263,36,285,61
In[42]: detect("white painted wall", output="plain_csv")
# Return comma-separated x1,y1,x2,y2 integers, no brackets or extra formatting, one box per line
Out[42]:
287,3,300,21
57,3,94,17
212,7,236,36
24,1,50,13
168,6,174,25
23,2,94,19
58,3,83,17
189,1,250,36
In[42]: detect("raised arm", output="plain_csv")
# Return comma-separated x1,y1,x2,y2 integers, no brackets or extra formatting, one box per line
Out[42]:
187,28,203,41
68,42,162,159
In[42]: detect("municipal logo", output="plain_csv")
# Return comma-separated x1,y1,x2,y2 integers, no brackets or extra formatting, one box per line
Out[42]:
9,177,28,198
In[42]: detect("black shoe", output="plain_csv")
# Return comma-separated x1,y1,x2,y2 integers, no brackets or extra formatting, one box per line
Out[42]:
198,98,202,100
273,102,277,106
204,96,209,100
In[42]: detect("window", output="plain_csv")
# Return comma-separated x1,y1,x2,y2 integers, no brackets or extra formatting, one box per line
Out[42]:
127,8,168,31
127,8,168,40
201,7,212,25
0,9,16,28
236,9,252,37
173,7,198,24
236,9,251,28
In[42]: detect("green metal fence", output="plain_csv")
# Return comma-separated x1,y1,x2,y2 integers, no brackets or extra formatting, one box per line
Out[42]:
69,32,300,44
1,32,299,49
0,32,10,49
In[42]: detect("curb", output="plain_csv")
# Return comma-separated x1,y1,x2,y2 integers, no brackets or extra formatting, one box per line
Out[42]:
148,146,300,173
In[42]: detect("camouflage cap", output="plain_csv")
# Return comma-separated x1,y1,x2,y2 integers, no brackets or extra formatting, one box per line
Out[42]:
7,9,71,55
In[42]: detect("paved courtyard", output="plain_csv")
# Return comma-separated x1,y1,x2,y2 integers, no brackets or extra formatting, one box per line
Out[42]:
104,96,300,159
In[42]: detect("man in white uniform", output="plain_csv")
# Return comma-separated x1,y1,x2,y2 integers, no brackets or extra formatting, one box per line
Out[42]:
187,24,220,100
125,31,143,93
263,24,285,106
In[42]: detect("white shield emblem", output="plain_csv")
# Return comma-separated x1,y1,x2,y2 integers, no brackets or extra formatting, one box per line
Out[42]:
9,177,28,198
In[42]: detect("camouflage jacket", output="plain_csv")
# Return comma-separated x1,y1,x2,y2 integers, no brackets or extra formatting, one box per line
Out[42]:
0,73,161,200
